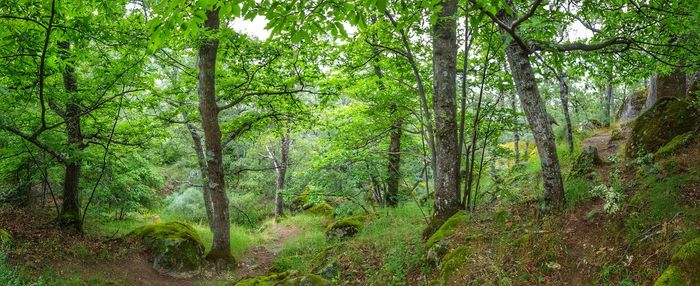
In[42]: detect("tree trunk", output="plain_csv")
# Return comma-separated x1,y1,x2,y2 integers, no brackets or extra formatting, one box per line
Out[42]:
557,72,574,153
274,128,290,217
498,10,565,211
57,41,82,232
197,9,233,263
604,80,613,127
186,121,214,224
431,0,461,219
371,54,402,207
386,120,402,206
511,93,520,165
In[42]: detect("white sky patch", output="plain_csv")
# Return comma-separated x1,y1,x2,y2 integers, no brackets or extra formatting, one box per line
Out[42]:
230,16,271,41
567,21,594,41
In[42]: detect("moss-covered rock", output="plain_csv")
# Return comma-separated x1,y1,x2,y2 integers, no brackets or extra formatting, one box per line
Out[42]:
235,270,327,286
609,128,624,143
306,202,334,218
626,97,700,158
0,228,12,248
436,246,469,285
568,146,603,180
290,190,312,212
309,248,340,281
325,216,365,239
425,211,469,249
617,89,648,121
655,131,697,157
654,237,700,286
127,221,205,278
426,240,450,266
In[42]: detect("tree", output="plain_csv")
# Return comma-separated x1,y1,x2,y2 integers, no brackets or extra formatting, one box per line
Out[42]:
431,0,462,219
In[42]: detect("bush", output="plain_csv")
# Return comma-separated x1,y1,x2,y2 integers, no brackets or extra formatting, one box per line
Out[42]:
162,188,208,223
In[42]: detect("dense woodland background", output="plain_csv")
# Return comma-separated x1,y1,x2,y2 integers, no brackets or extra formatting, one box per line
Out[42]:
0,0,699,285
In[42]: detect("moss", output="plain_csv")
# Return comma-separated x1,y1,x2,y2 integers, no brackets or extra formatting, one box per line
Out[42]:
235,270,327,286
127,221,205,278
0,228,11,247
438,246,469,283
325,216,365,239
653,237,700,286
425,211,469,249
306,202,334,218
568,146,603,179
609,128,624,142
627,97,700,157
656,131,697,157
309,248,339,280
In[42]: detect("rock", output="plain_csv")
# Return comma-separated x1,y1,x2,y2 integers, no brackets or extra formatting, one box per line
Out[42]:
435,246,469,285
325,216,365,239
235,270,327,286
306,202,334,218
427,240,450,267
310,249,340,280
626,97,700,158
290,190,312,212
653,237,700,286
0,228,12,248
425,211,469,249
127,221,205,278
568,146,604,179
655,131,697,157
609,128,624,143
617,89,648,122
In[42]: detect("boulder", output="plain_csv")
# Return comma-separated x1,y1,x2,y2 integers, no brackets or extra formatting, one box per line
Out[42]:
616,89,648,122
626,97,700,157
325,216,364,239
656,131,697,157
654,237,700,286
305,202,334,218
128,221,205,278
425,211,469,249
310,249,340,281
235,270,327,286
568,146,604,179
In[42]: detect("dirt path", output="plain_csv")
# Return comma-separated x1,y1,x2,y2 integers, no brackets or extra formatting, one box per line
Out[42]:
235,223,302,280
559,127,630,285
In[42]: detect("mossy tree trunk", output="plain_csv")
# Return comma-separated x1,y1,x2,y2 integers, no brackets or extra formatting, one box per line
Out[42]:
498,6,565,211
431,0,462,219
196,9,233,263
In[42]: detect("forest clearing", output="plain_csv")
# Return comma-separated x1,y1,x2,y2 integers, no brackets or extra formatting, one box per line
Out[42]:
1,0,699,285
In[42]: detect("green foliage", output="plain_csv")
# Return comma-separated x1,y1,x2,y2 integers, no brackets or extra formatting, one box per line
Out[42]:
162,188,208,223
0,253,44,286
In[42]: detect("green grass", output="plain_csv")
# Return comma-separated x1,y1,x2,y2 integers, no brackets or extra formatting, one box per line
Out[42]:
192,224,262,259
272,214,329,272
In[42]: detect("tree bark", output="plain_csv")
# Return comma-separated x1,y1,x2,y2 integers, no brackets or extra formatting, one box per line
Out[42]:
197,9,233,263
557,72,574,153
511,93,520,165
186,120,214,224
57,41,82,232
370,50,402,207
498,9,565,211
431,0,461,219
386,120,402,206
274,128,290,216
604,80,613,127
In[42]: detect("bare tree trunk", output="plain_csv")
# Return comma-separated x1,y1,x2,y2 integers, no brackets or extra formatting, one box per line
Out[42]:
57,41,82,232
369,48,402,207
511,93,520,165
197,9,233,263
186,121,214,224
604,79,613,127
498,10,565,211
431,0,461,219
274,128,290,216
557,72,574,153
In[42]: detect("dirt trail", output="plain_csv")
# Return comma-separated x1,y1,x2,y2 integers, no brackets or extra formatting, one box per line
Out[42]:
559,127,629,285
235,223,302,280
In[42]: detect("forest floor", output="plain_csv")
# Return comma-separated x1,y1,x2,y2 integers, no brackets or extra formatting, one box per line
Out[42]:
234,222,301,280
